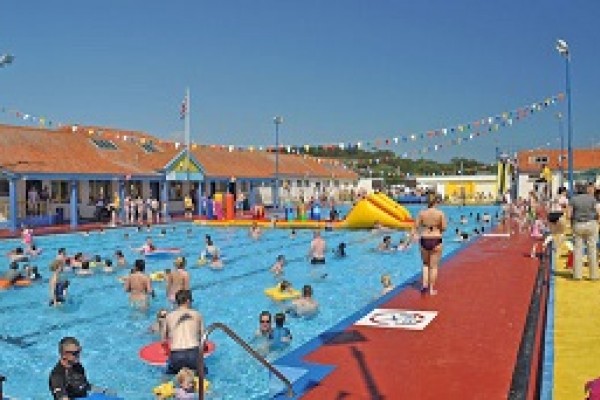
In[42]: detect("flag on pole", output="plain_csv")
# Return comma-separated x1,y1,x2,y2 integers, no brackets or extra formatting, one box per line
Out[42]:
180,94,188,120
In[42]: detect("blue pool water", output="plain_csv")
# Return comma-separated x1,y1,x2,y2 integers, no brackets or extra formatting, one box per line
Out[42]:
0,205,498,399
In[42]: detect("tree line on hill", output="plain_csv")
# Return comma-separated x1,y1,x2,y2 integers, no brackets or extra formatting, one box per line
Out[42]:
305,147,496,185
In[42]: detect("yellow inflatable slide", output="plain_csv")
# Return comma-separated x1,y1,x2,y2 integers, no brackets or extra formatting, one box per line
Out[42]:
344,193,413,229
194,193,412,230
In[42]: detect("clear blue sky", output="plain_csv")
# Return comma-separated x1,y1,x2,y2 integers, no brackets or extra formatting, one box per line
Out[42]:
1,0,599,162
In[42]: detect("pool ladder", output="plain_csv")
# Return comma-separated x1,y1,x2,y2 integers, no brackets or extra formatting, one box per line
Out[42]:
197,322,294,400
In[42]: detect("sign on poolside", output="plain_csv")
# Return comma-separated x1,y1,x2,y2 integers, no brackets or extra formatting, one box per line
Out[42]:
355,309,438,330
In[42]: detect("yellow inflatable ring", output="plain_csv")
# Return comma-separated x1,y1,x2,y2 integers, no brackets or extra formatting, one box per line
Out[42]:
264,283,301,301
150,272,166,282
153,378,210,398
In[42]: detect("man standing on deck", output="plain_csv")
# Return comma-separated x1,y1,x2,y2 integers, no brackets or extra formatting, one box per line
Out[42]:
161,289,205,375
569,182,599,280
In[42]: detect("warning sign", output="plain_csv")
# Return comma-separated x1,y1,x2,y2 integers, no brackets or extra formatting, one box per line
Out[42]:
355,309,437,330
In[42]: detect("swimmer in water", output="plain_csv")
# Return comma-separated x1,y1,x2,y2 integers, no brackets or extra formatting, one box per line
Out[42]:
149,309,168,334
308,231,326,264
124,259,154,311
270,255,285,278
250,222,262,240
141,237,155,253
288,285,319,317
103,259,114,274
76,261,93,276
334,242,347,258
380,274,393,296
378,236,395,252
115,250,127,267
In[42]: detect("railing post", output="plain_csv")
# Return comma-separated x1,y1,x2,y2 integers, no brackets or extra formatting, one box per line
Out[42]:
198,322,294,400
0,374,6,400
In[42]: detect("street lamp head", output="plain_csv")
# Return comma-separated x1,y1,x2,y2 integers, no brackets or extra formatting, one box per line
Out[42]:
273,116,283,125
0,54,15,67
556,39,569,58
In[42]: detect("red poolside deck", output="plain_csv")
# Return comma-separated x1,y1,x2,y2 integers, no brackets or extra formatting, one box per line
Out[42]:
300,232,539,400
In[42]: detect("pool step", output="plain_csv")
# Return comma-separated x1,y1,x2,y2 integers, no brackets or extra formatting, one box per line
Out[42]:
269,365,308,398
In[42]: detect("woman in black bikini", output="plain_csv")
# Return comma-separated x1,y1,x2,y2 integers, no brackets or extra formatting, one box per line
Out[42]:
412,193,447,295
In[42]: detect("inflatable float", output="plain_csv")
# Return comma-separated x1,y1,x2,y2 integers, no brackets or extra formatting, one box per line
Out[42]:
194,193,413,230
153,377,210,398
264,284,301,301
144,248,182,258
0,278,32,289
139,341,216,367
13,279,32,287
150,272,166,282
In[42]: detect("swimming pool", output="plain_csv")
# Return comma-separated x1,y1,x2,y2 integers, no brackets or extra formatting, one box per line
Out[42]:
0,205,499,399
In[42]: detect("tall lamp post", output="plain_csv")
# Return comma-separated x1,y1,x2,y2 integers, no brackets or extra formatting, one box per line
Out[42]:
273,116,283,209
556,112,564,188
556,39,573,196
0,54,15,68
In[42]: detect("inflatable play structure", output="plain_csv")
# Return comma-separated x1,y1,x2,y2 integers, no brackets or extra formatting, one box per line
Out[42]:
194,193,413,229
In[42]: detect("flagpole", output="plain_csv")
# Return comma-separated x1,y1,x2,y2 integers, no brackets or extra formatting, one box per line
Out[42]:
185,87,191,182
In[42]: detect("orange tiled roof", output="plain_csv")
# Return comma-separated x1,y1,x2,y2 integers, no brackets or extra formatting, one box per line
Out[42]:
0,124,358,180
517,148,600,173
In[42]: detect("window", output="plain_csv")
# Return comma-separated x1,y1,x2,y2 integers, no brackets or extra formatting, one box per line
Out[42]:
296,180,302,188
334,180,340,187
304,180,309,187
90,138,118,150
140,141,160,153
89,180,112,204
528,156,548,164
51,181,69,203
0,179,8,196
169,182,183,200
127,181,143,199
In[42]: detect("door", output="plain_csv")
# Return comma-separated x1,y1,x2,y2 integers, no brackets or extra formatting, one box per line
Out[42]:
150,182,160,200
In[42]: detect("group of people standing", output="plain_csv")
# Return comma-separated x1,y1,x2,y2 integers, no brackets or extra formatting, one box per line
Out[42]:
504,179,600,281
121,196,162,225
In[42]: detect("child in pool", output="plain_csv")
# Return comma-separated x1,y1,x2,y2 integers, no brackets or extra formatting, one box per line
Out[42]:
174,367,196,399
380,274,393,296
270,255,285,277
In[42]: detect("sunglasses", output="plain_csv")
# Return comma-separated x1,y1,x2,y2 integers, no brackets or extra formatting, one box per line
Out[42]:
159,314,167,319
260,319,271,324
64,349,81,357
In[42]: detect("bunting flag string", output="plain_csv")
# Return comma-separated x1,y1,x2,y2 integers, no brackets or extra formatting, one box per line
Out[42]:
0,92,563,156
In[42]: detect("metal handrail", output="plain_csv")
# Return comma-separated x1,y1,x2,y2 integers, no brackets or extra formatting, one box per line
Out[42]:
197,322,294,400
0,374,5,400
